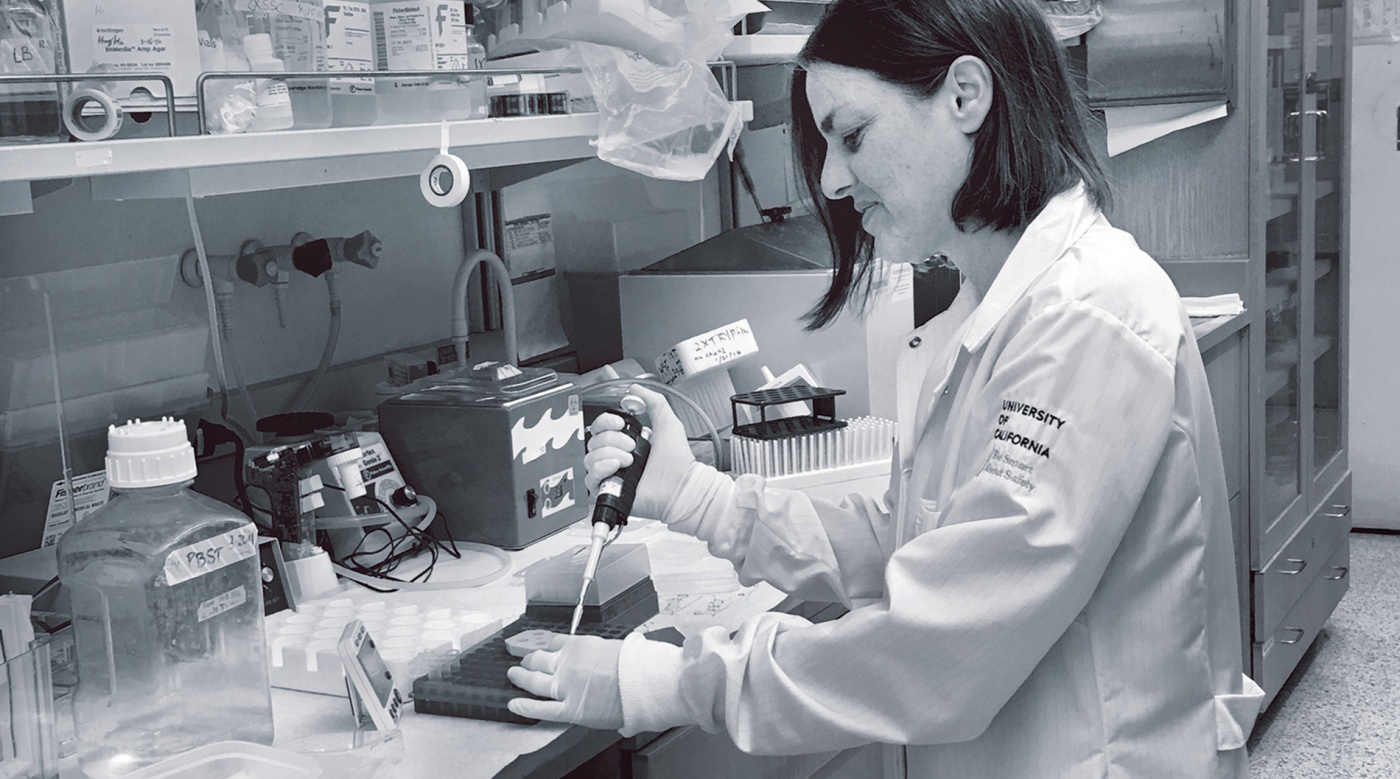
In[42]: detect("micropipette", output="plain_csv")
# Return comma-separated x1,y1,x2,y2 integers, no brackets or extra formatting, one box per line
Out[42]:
571,395,651,635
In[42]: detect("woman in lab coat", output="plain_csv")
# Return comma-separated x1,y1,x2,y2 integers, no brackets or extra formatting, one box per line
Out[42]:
506,0,1265,774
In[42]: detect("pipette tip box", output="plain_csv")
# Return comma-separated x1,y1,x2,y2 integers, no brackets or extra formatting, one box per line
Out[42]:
412,577,659,724
523,542,651,606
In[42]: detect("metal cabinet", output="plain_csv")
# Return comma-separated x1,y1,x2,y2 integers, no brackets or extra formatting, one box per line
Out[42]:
631,730,883,779
1250,0,1351,708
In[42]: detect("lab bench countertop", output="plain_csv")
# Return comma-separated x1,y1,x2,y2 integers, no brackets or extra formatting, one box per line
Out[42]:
253,517,782,779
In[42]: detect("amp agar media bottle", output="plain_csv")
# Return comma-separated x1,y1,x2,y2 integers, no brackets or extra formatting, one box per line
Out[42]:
57,418,274,778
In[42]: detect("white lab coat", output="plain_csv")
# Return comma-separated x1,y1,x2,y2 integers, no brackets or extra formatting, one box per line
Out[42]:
617,185,1265,777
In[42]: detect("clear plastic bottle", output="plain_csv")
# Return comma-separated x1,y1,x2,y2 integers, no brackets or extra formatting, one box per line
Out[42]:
248,0,332,128
57,418,274,779
0,0,63,144
244,33,295,132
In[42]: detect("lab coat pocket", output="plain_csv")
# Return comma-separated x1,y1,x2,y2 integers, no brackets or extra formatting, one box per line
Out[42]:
1213,674,1265,751
913,499,942,537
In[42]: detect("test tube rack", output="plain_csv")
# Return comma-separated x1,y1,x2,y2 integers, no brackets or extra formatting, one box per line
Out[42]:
412,577,660,724
265,598,501,697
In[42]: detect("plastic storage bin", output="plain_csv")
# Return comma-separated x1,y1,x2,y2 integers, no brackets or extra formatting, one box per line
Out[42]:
122,742,320,779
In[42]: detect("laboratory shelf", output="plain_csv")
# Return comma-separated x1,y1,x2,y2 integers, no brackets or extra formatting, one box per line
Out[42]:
0,113,604,197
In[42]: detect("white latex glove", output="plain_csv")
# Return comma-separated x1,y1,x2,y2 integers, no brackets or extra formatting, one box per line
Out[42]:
585,384,694,521
506,634,625,729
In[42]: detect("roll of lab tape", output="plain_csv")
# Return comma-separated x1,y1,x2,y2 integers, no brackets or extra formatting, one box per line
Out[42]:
63,87,124,142
420,152,470,208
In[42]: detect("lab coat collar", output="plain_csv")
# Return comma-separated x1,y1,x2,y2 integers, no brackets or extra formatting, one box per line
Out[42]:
961,183,1102,352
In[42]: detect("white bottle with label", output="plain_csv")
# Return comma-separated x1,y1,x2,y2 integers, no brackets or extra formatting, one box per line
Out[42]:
243,33,295,132
247,0,332,128
57,418,274,779
326,1,377,126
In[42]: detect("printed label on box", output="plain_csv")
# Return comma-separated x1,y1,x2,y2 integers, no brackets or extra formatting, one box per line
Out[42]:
91,24,177,72
540,468,576,517
42,471,110,548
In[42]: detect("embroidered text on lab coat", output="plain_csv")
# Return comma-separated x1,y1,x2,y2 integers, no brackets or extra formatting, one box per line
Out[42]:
1000,399,1068,429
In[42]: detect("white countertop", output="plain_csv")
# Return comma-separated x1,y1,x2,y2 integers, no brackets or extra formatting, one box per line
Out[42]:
261,516,783,778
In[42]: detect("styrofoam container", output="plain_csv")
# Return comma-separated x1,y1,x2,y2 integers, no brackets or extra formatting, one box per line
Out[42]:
123,741,321,779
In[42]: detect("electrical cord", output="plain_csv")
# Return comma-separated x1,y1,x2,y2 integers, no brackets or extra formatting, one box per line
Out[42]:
579,377,726,470
314,491,512,592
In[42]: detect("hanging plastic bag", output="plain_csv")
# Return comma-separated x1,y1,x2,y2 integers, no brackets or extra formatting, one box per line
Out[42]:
1039,0,1103,40
506,0,762,180
572,41,743,181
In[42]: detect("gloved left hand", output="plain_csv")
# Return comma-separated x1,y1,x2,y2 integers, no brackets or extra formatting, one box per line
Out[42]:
506,634,625,729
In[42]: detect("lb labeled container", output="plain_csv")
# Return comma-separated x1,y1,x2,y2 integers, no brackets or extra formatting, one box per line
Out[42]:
57,418,274,778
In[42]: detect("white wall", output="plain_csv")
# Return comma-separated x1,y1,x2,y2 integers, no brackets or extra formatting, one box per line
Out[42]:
1348,42,1400,528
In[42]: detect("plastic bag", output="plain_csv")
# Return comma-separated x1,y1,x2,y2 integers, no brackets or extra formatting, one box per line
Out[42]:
509,0,762,180
573,41,743,181
1039,0,1103,40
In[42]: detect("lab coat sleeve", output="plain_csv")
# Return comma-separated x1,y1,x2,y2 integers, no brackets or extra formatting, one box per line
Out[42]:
659,460,893,605
619,302,1179,753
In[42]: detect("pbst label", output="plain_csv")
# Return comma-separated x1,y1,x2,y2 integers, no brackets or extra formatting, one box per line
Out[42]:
164,529,258,586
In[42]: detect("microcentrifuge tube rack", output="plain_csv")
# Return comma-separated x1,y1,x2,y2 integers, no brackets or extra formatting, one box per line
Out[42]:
265,598,502,697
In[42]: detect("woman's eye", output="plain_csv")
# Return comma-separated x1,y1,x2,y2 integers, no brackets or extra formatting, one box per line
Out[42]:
842,127,863,152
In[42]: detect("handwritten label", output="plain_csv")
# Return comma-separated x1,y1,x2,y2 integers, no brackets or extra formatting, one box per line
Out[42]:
197,586,247,622
655,319,759,383
164,528,258,586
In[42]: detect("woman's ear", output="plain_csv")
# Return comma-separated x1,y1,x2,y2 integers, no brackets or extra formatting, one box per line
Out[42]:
946,55,994,134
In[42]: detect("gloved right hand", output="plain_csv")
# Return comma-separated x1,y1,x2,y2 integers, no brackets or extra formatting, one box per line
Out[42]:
585,384,694,521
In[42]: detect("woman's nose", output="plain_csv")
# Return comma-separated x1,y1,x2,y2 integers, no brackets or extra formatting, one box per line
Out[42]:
821,149,854,201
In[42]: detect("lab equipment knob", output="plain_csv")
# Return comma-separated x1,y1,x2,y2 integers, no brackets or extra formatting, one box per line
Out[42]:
391,484,418,508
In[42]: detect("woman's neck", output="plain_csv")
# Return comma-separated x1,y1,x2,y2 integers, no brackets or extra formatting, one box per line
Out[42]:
945,226,1025,298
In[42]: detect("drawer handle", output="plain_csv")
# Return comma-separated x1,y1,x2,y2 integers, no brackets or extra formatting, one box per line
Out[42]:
1326,504,1351,517
1279,626,1306,645
1325,566,1349,581
1279,558,1307,575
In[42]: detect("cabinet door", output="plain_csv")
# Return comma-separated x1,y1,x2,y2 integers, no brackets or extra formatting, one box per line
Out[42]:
1310,0,1348,494
1261,0,1309,561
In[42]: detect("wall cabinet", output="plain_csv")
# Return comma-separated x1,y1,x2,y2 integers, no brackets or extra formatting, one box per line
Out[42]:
1096,0,1351,709
1249,0,1351,709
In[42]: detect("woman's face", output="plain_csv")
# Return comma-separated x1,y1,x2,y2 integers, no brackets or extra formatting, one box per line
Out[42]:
804,63,976,265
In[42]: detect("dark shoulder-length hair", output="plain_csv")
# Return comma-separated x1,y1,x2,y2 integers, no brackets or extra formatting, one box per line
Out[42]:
793,0,1112,329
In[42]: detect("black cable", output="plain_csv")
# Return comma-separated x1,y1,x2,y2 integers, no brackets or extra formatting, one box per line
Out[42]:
319,484,454,589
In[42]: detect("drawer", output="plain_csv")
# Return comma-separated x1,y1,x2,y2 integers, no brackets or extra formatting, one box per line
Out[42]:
633,725,853,779
1253,477,1351,641
1253,538,1350,710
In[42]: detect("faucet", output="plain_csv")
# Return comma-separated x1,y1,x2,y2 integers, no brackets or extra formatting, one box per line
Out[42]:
452,249,518,367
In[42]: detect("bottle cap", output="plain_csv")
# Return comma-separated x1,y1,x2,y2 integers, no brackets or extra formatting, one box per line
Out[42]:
106,417,197,488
